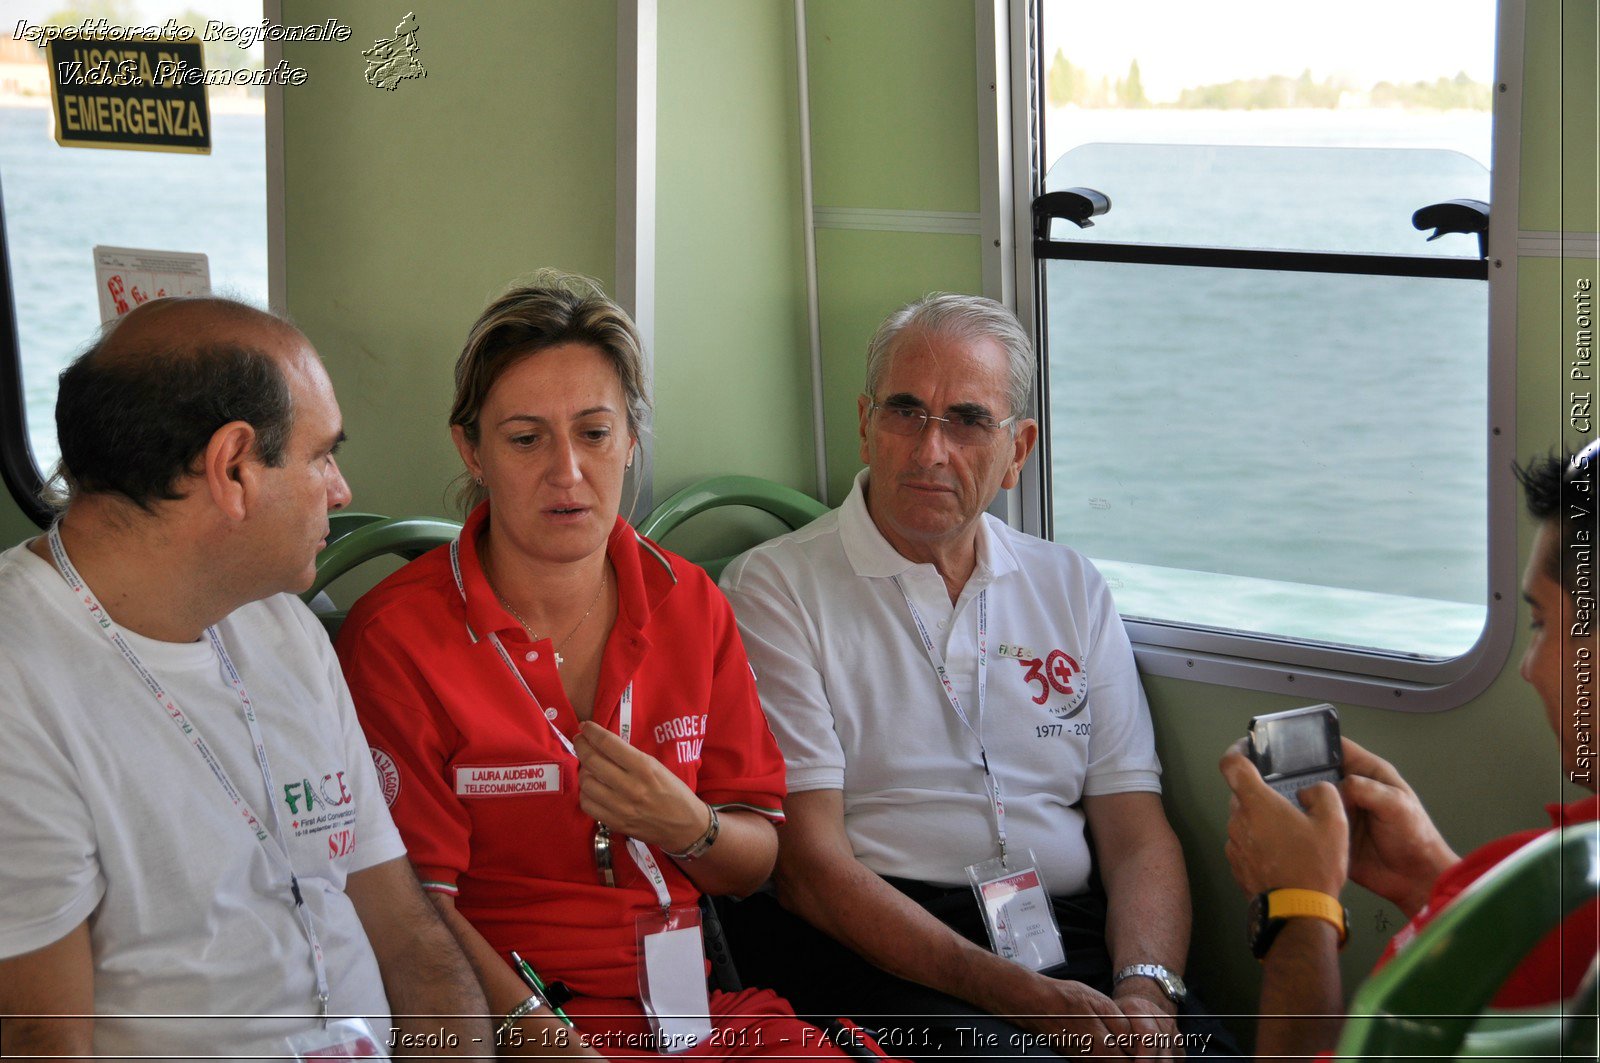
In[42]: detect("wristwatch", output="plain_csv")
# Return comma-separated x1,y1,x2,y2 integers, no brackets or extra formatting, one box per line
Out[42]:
1248,888,1349,959
1112,963,1187,1004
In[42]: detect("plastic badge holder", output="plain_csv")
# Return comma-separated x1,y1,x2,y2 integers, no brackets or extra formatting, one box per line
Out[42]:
635,905,714,1054
967,848,1067,972
285,1016,388,1059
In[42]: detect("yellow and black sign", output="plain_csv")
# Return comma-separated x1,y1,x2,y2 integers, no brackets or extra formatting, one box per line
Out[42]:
45,38,210,154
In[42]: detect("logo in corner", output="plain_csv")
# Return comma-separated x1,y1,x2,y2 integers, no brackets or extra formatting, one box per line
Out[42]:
363,12,426,91
371,747,401,807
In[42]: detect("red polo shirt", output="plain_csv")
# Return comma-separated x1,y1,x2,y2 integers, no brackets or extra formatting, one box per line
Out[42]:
337,504,785,999
1376,793,1600,1007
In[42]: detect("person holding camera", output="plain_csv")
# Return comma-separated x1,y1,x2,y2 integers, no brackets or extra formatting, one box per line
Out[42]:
1219,444,1599,1060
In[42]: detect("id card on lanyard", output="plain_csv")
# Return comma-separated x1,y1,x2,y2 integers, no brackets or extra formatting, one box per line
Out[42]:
896,578,1067,973
46,525,387,1058
454,536,713,1052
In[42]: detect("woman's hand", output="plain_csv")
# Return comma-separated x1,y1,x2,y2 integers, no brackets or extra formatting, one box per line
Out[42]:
573,721,709,852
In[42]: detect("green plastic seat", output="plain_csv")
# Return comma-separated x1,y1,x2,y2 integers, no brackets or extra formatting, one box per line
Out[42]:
324,511,389,547
638,475,829,581
1335,821,1599,1061
301,515,463,633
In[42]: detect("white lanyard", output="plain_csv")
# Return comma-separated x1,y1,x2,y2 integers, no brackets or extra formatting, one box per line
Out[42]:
617,687,674,912
894,580,1009,863
452,537,674,910
46,524,333,1021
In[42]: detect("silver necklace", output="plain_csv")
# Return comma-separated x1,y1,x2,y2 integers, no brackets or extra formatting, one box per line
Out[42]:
490,566,607,669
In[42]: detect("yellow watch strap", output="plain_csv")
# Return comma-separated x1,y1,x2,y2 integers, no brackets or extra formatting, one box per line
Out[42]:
1266,888,1348,945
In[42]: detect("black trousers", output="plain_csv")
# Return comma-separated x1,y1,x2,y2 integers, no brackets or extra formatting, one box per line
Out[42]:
718,880,1237,1061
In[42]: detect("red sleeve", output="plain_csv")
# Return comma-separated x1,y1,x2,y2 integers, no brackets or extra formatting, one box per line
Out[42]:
691,578,787,821
335,606,472,894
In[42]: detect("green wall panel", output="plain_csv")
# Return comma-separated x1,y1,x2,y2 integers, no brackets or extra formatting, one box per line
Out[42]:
1559,2,1600,232
1519,0,1598,232
279,0,618,523
804,0,981,212
814,228,984,502
800,0,988,503
0,498,38,546
654,0,814,506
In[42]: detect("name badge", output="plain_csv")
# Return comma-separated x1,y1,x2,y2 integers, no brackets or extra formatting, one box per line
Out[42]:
285,1016,388,1059
636,907,714,1053
454,762,561,797
967,850,1067,972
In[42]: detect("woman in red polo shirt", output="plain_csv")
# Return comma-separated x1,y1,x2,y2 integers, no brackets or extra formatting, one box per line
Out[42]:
337,275,880,1060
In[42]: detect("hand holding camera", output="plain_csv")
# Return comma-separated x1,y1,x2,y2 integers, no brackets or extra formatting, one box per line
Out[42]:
1336,738,1459,918
1219,738,1349,899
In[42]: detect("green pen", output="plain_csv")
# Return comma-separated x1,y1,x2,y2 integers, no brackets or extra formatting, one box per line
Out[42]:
509,950,575,1028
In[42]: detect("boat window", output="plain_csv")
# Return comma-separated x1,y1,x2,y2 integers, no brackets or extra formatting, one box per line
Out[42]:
1024,0,1512,708
1,3,267,525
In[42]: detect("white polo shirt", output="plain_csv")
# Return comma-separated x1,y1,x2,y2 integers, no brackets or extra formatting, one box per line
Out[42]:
721,471,1161,894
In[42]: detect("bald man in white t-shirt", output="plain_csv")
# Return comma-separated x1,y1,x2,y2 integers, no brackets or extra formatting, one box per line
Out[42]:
0,299,497,1060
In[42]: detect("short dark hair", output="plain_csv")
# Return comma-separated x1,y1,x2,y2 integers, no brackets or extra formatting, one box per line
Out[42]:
1514,443,1598,595
55,333,294,511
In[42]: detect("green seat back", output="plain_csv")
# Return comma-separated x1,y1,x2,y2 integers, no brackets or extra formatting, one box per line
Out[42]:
1336,821,1599,1061
638,475,829,580
302,515,463,634
325,511,389,547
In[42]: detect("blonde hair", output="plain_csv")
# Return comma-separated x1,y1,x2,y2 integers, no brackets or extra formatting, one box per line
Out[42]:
448,270,651,514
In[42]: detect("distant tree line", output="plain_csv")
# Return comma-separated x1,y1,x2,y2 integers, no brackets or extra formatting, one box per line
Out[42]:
1047,53,1148,108
1045,50,1491,111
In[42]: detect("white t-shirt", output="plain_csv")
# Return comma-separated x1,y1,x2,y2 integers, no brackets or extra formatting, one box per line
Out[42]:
721,471,1161,894
0,541,406,1061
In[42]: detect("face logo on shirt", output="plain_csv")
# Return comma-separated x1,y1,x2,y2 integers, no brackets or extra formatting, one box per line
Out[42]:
371,747,401,807
282,767,359,847
283,772,352,814
1004,644,1089,716
653,713,709,765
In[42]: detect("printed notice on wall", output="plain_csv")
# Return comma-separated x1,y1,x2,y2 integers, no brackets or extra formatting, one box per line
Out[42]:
93,245,210,323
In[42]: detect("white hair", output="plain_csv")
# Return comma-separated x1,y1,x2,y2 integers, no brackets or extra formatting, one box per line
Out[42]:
864,293,1034,419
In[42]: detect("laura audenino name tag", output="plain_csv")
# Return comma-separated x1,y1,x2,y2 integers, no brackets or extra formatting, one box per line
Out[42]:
454,763,561,796
968,852,1067,972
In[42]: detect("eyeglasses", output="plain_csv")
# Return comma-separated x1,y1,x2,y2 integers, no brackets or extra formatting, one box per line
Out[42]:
867,399,1016,448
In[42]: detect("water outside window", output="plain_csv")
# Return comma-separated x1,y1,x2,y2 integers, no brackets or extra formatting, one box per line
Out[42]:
3,0,267,478
1037,0,1495,659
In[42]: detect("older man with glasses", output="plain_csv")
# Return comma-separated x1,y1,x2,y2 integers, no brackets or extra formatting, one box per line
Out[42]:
720,294,1228,1060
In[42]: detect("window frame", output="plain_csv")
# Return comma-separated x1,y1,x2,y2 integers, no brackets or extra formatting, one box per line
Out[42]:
986,0,1524,711
0,183,51,529
0,3,287,532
